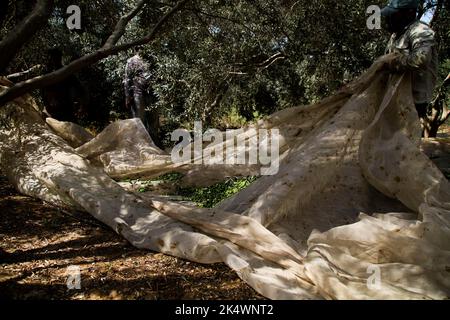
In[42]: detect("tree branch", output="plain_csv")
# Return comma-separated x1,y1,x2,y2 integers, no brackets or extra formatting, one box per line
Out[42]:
0,0,54,73
424,72,450,137
103,0,149,49
440,108,450,124
256,52,286,69
229,52,286,75
6,65,44,81
0,0,190,106
187,7,255,34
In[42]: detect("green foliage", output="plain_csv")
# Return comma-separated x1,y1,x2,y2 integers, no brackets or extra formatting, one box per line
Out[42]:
118,173,257,207
213,106,249,129
143,0,391,127
155,172,185,183
178,176,258,208
1,0,448,134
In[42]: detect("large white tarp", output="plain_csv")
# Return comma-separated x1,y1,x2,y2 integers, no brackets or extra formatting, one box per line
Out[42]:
1,54,449,299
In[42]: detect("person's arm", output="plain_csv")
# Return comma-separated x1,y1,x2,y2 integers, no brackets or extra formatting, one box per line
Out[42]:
390,41,434,72
386,23,436,73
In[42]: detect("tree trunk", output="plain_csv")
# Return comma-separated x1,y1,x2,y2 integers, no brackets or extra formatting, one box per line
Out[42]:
423,73,450,138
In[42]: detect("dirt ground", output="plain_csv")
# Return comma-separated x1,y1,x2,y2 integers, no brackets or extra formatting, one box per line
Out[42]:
0,175,263,300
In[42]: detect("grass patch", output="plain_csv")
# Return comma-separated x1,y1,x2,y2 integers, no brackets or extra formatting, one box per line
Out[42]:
177,176,258,208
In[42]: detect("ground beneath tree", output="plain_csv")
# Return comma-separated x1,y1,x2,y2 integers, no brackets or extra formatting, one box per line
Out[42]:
0,175,263,300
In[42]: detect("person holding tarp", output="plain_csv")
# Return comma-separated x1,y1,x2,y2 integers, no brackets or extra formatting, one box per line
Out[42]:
380,0,438,126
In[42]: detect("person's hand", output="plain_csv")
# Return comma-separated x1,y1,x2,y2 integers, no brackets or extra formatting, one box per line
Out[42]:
383,54,408,73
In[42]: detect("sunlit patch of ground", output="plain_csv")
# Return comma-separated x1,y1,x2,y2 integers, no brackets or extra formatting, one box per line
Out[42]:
437,123,449,138
0,176,263,300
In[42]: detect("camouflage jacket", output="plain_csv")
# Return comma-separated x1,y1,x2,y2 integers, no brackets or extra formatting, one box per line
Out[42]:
123,54,151,97
385,20,438,104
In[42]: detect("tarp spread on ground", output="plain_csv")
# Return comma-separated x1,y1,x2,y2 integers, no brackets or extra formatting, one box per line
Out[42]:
1,54,449,299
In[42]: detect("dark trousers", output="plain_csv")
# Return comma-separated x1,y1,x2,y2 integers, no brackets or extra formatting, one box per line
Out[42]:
130,90,160,146
131,90,150,130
